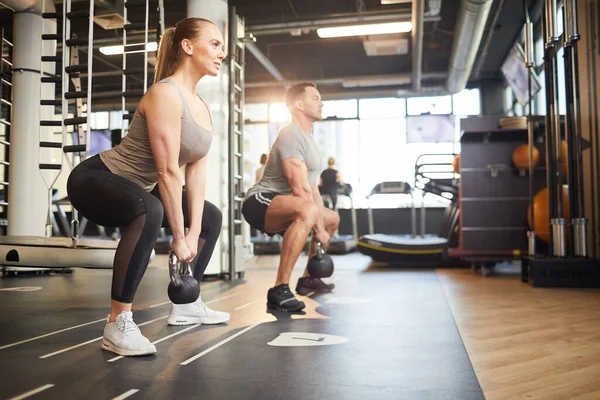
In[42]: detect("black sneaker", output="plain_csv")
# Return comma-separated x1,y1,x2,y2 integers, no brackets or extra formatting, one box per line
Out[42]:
295,277,335,296
267,284,306,312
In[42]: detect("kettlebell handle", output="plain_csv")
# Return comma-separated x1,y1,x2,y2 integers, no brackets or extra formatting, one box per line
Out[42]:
179,261,193,276
316,242,324,259
168,251,183,287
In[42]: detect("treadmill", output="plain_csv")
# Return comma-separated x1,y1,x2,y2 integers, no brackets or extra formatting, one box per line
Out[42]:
251,233,283,255
326,183,358,254
357,154,458,265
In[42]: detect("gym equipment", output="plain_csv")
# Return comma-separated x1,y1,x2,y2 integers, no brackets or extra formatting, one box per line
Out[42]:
512,144,540,171
451,154,460,174
357,160,459,265
167,251,200,304
307,242,334,278
252,233,283,255
327,183,358,254
520,0,600,287
528,185,569,242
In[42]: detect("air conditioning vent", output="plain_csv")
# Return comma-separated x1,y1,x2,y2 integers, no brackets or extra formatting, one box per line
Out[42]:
363,36,409,56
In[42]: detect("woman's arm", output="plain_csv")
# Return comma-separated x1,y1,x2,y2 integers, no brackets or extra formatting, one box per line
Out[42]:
184,156,207,238
144,84,191,259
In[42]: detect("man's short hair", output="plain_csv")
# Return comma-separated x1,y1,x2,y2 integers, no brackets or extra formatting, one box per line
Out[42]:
284,81,317,109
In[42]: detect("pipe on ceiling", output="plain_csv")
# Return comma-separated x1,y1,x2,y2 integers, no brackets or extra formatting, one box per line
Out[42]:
247,11,441,36
246,42,285,81
411,0,425,92
445,0,494,93
245,72,447,89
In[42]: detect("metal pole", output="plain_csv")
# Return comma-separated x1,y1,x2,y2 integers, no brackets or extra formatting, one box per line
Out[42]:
542,8,558,255
227,5,236,281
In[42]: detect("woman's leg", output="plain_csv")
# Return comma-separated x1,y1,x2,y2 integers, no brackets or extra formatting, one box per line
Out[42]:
68,156,164,321
150,188,223,286
151,187,228,325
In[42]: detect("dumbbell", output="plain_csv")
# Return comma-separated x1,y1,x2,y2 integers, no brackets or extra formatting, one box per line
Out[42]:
307,242,334,278
167,250,200,304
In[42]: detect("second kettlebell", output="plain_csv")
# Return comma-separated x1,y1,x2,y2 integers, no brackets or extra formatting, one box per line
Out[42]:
307,242,334,278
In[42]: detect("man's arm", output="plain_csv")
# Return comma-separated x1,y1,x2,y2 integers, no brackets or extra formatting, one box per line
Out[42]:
281,158,313,201
281,158,326,235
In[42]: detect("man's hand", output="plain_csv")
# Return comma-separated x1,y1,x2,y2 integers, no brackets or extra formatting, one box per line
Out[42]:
314,229,331,248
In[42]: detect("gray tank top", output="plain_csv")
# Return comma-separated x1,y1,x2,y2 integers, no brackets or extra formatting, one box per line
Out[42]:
99,78,213,191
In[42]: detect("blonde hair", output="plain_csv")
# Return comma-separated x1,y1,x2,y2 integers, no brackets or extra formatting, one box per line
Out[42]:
154,18,215,84
328,157,335,167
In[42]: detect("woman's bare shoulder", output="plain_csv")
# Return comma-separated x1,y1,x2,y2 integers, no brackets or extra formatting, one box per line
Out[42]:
139,82,181,115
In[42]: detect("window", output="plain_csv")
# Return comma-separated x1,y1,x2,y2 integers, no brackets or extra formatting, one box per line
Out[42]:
452,89,481,116
269,103,291,123
245,103,268,122
322,99,357,119
359,98,406,119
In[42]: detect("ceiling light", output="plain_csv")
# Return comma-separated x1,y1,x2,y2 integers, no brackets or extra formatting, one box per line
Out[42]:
381,0,412,4
99,42,158,55
317,22,412,38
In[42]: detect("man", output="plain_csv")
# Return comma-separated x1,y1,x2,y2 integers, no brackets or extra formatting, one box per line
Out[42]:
242,82,339,312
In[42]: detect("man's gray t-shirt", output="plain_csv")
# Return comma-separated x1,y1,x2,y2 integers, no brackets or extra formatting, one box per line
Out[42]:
246,122,322,198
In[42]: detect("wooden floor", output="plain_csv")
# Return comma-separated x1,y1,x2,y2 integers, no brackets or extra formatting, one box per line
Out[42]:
437,263,600,400
250,254,600,400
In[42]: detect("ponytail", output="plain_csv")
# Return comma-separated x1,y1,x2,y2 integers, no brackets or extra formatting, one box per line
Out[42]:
154,27,178,84
153,18,215,84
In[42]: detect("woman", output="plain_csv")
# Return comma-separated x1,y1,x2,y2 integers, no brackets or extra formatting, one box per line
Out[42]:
67,18,228,357
319,157,343,210
255,153,268,183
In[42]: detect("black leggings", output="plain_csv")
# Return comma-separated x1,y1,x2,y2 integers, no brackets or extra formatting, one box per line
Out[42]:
67,155,222,303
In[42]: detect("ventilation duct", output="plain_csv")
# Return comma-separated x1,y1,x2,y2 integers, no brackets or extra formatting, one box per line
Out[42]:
445,0,493,93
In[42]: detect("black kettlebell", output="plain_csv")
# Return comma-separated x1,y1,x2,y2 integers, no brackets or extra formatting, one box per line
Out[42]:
167,251,200,304
307,242,334,278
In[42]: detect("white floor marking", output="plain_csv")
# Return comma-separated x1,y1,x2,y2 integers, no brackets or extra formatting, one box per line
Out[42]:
8,384,54,400
233,299,261,311
148,300,171,308
268,332,348,347
39,336,103,359
107,324,199,363
40,316,168,359
0,286,42,292
180,322,262,366
0,318,105,351
111,389,139,400
205,291,246,304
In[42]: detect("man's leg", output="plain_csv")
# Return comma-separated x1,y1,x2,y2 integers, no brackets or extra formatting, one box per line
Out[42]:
264,196,319,286
296,207,340,295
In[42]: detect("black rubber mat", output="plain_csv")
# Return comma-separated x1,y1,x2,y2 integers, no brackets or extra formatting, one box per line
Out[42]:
0,260,484,400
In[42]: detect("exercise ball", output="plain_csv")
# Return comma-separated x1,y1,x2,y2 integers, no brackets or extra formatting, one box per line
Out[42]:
527,185,569,242
512,144,540,171
452,154,460,174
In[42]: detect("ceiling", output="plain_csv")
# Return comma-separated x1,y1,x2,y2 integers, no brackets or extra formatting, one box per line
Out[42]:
0,0,543,109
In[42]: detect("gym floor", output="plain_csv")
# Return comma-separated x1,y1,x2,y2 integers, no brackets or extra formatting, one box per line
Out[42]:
1,253,599,400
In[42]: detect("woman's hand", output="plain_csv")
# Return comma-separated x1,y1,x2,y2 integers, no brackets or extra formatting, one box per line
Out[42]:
184,233,199,262
172,237,194,263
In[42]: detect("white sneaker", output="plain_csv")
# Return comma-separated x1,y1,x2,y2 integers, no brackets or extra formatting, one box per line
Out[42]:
167,296,230,326
101,311,157,356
